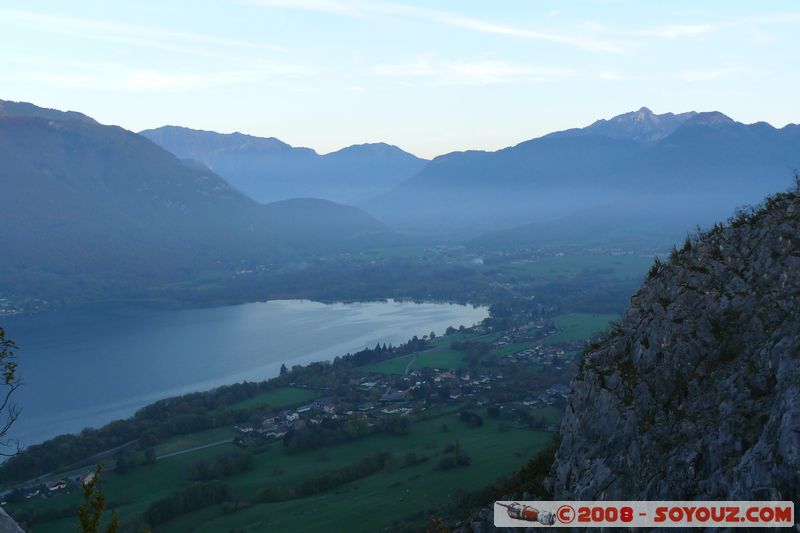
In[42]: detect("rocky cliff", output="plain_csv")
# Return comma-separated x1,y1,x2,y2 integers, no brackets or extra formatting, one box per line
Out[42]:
549,188,800,501
0,508,23,533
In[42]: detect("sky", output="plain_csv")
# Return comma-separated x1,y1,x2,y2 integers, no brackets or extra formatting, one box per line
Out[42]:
1,1,798,158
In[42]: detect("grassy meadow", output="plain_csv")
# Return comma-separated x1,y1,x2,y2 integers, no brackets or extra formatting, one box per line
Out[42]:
495,254,653,282
12,410,553,533
221,387,321,413
544,313,618,345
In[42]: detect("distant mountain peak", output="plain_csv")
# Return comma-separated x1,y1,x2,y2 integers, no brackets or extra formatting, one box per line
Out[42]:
327,142,421,160
587,107,699,142
336,141,394,153
545,107,707,144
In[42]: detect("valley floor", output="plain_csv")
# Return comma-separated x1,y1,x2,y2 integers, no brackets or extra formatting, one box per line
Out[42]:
2,252,644,531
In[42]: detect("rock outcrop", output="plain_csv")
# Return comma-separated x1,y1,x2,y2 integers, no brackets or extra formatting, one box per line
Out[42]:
0,508,23,533
549,189,800,502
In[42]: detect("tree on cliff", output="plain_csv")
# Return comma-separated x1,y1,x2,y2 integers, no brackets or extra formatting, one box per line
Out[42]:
77,464,121,533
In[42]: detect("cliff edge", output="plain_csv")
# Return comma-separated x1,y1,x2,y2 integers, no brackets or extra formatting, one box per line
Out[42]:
549,188,800,502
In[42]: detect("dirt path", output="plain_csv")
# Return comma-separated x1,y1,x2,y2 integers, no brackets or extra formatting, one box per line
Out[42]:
157,438,234,461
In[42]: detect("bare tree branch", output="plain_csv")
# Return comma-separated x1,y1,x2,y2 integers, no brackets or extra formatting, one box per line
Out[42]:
0,326,22,457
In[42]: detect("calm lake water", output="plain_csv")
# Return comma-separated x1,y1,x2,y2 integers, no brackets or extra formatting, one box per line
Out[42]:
3,299,487,446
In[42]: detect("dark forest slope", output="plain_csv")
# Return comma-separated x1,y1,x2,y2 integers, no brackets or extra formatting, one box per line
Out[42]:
0,100,394,304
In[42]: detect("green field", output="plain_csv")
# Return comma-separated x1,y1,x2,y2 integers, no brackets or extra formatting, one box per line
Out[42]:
364,333,500,374
490,341,537,358
11,412,552,533
364,349,465,374
222,387,321,412
364,315,611,375
529,406,564,424
544,313,618,345
497,254,652,282
154,427,237,456
170,417,551,532
10,442,242,532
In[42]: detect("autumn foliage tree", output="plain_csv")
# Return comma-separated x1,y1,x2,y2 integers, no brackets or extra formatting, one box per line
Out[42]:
77,464,120,533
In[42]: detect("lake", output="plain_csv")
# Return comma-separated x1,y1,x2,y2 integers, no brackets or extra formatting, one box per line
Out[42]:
2,299,488,446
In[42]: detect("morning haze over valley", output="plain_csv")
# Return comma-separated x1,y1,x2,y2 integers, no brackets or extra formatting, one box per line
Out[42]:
0,2,798,532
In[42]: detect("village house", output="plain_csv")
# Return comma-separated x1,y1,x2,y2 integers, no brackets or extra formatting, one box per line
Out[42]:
46,479,66,492
380,390,407,402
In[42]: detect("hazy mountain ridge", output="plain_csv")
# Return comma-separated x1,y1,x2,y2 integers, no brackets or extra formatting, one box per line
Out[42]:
369,108,800,238
140,126,428,204
0,99,96,123
549,188,800,501
0,101,395,304
140,125,308,158
469,202,690,250
260,198,395,244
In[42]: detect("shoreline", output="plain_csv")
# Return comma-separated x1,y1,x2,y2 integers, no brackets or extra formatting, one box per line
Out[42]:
3,299,489,450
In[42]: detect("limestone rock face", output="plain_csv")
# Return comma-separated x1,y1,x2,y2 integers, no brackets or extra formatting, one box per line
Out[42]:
0,508,23,533
549,190,800,502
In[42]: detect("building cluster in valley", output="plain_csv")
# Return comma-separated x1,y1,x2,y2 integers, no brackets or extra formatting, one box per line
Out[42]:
234,396,339,444
0,297,50,316
232,336,576,447
1,473,85,504
0,298,24,317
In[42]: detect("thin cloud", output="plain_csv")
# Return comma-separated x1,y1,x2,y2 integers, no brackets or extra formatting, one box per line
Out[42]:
374,56,610,85
640,23,715,39
247,0,359,16
641,12,800,39
677,66,749,82
0,8,281,59
14,61,314,92
245,0,630,53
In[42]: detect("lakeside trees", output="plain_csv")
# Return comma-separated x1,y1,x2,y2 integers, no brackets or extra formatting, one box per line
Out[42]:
0,380,270,483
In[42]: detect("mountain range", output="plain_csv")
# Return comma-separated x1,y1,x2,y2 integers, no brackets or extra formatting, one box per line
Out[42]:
139,126,428,204
369,107,800,240
0,100,394,304
5,100,800,304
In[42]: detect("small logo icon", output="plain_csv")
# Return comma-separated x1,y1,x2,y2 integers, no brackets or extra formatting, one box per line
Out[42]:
497,502,556,525
557,504,576,524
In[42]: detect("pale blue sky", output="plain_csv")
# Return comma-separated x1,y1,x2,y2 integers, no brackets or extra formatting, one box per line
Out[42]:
1,1,798,157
